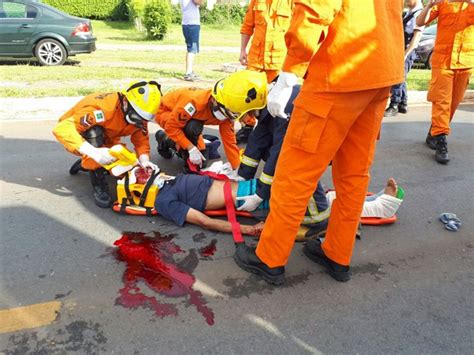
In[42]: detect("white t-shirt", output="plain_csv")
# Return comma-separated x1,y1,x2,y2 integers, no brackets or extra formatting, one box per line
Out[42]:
405,4,424,32
180,0,200,25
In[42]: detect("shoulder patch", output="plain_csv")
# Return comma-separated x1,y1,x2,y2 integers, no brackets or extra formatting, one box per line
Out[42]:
184,103,196,117
94,110,105,123
80,114,93,127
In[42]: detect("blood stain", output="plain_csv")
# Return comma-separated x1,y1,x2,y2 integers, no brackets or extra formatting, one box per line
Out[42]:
199,239,217,258
113,232,214,325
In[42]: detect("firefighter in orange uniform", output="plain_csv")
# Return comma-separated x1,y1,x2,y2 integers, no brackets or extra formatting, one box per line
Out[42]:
155,70,268,172
233,0,405,285
53,81,162,208
418,0,473,164
237,0,294,143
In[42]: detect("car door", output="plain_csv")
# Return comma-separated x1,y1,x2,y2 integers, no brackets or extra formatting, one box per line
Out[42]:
0,1,39,55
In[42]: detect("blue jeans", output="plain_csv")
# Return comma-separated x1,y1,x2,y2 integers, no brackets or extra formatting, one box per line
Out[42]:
182,25,200,54
389,54,415,105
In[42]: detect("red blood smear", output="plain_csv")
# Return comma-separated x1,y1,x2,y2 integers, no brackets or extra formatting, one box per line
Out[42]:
113,232,215,325
135,167,152,185
199,239,217,257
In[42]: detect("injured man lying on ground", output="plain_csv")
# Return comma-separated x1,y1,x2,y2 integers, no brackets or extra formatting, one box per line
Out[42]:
119,165,404,238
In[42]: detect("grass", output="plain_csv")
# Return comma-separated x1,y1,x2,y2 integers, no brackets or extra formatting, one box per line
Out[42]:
92,21,242,47
1,20,472,98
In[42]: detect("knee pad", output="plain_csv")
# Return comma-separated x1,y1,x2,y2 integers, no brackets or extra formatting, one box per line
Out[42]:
83,126,105,147
184,120,204,146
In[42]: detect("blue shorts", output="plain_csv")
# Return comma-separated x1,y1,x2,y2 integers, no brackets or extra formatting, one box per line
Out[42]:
154,175,212,227
182,25,200,54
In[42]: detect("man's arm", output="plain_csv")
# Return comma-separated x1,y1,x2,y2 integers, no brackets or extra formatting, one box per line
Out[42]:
240,0,256,66
240,34,251,66
405,29,423,59
192,0,204,6
130,123,151,157
186,208,264,236
219,121,241,169
416,0,441,27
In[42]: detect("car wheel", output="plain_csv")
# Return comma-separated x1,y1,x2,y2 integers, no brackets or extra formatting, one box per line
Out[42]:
426,51,432,70
35,39,67,66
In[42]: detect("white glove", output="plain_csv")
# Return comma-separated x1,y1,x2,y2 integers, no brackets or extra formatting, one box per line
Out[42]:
229,169,246,182
139,154,159,172
267,72,298,118
236,193,264,212
79,141,116,166
188,146,206,167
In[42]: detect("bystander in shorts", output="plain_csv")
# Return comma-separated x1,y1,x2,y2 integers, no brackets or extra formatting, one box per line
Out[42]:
182,24,200,54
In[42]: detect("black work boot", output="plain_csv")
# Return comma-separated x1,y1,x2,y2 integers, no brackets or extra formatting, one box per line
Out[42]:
303,239,351,282
434,134,450,164
425,131,437,150
89,168,112,208
398,102,408,114
155,130,174,159
69,159,86,175
384,105,399,117
236,125,253,144
234,244,285,285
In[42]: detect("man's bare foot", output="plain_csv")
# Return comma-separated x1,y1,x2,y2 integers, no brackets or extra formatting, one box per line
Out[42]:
384,178,398,197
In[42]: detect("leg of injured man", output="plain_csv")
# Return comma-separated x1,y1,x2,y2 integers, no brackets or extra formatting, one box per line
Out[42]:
326,178,404,218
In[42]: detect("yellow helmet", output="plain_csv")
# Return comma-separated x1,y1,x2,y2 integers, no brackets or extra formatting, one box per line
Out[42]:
123,80,162,123
212,70,268,120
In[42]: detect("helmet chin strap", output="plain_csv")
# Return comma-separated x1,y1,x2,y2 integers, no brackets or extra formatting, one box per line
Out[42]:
212,108,228,121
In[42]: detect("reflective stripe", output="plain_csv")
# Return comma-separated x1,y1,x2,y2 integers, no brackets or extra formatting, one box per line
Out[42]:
259,172,273,186
303,196,330,224
241,155,259,168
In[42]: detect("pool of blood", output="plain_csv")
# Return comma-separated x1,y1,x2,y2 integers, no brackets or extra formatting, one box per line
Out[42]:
113,232,214,325
199,239,217,257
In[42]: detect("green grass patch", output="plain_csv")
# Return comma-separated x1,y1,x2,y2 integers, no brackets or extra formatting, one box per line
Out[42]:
0,49,239,97
92,21,242,47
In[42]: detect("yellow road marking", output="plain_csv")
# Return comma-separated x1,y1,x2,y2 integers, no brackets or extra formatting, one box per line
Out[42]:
0,301,61,333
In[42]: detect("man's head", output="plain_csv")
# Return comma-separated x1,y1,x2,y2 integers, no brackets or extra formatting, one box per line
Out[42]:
405,0,421,9
211,70,268,121
122,80,162,130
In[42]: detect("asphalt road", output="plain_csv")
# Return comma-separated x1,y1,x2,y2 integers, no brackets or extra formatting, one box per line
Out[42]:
1,105,473,354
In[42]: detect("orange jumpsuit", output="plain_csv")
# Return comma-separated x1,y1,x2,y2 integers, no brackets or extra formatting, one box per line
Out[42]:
240,0,294,128
241,0,294,83
155,88,241,169
426,2,473,136
52,93,150,170
255,0,404,267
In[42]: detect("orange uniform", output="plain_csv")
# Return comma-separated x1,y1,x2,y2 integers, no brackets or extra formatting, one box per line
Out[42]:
241,0,294,83
255,0,404,267
53,93,150,170
155,88,241,169
426,1,473,136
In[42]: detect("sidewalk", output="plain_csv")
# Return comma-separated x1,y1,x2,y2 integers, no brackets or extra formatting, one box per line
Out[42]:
0,91,472,121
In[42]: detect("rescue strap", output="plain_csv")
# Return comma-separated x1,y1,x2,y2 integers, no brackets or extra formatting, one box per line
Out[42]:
118,170,160,217
187,159,244,245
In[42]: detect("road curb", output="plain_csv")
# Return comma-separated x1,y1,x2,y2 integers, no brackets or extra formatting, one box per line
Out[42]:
0,91,472,121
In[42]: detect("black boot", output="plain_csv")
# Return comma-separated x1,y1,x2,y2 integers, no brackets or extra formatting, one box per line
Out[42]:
89,168,112,208
155,130,174,159
384,104,399,117
236,125,253,144
303,239,351,282
69,159,86,175
434,134,450,164
425,131,437,150
398,102,408,114
234,244,285,285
